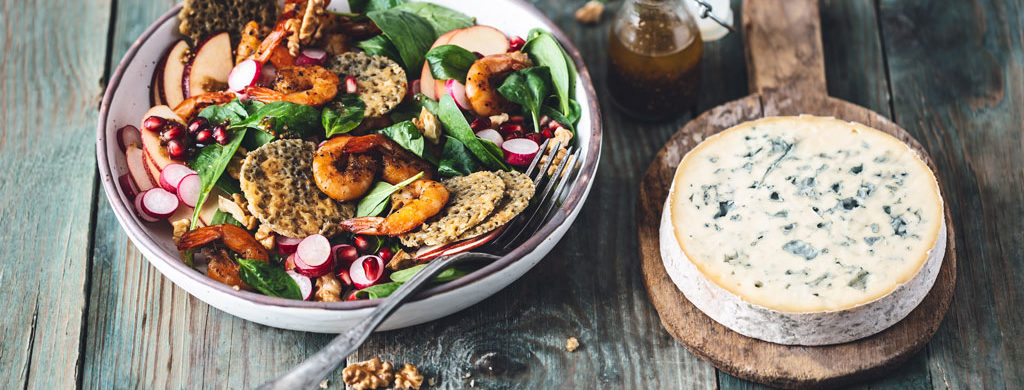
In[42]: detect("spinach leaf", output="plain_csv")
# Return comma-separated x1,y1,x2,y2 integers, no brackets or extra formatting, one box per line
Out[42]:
356,172,424,217
354,282,402,299
231,101,321,139
392,2,474,35
323,94,366,137
367,10,437,72
389,264,471,283
349,0,404,13
436,94,509,171
388,101,420,123
198,98,264,124
425,44,477,82
378,120,435,163
236,258,302,299
437,136,479,177
498,66,551,134
241,128,275,151
357,35,403,65
189,128,247,229
415,93,440,115
214,175,242,195
210,209,242,227
524,29,574,115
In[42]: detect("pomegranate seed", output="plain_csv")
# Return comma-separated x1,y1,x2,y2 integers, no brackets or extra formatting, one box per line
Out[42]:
161,126,184,142
499,123,523,136
337,269,354,286
541,128,554,139
525,132,544,144
353,236,374,254
470,116,491,131
362,257,380,279
508,36,526,52
507,131,524,140
345,76,358,94
333,244,360,267
212,125,229,145
508,115,525,124
195,129,212,143
166,139,186,159
376,248,393,263
187,117,208,134
346,291,360,301
142,116,166,132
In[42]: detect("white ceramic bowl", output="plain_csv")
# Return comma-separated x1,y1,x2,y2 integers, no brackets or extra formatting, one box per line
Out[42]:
97,0,601,332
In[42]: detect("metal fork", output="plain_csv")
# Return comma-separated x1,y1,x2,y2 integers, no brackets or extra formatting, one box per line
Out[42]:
258,140,583,390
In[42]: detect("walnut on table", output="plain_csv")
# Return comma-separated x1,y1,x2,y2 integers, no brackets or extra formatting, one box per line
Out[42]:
566,337,580,352
575,0,605,25
394,364,424,390
342,358,394,390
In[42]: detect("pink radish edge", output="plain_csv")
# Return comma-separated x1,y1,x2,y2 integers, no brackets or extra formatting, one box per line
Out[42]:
445,79,472,110
294,234,334,277
349,255,384,289
286,271,313,300
277,236,303,255
140,188,179,219
295,48,327,66
228,59,261,92
175,173,200,208
475,129,504,149
159,163,196,193
501,138,539,166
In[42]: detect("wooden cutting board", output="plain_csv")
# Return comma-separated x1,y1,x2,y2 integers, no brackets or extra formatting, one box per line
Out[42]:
636,0,957,388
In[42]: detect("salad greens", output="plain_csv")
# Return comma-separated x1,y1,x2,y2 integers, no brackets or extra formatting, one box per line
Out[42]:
348,0,405,13
356,172,425,217
378,120,435,163
236,258,303,299
355,264,473,299
189,128,247,229
323,94,366,137
210,209,242,227
524,29,577,116
357,35,402,64
436,94,509,171
498,66,551,134
366,10,437,72
392,2,474,35
437,136,478,177
354,282,402,299
425,44,477,83
231,101,321,139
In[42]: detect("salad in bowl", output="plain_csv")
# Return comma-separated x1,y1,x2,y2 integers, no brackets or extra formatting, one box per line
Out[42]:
99,0,599,331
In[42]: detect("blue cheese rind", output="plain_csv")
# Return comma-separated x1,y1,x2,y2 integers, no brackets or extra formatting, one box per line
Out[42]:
660,115,945,345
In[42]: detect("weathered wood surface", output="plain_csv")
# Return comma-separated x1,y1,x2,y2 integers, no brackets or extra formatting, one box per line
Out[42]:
0,0,1021,388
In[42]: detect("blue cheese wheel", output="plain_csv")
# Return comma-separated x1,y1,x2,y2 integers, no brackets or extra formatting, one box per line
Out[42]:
659,115,945,345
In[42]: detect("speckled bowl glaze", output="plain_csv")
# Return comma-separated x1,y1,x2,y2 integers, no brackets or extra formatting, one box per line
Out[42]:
96,0,601,333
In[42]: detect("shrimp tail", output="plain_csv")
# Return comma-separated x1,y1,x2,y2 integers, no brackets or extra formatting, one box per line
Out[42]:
340,134,386,154
340,217,388,235
244,86,287,102
177,226,223,251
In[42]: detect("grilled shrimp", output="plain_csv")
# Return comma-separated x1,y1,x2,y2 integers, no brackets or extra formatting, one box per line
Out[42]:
177,224,270,290
244,65,339,107
341,134,434,184
238,21,295,67
465,53,531,116
340,179,449,236
173,91,236,122
312,135,380,202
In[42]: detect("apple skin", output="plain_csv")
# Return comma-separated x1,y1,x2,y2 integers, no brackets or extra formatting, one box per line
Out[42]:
125,147,157,191
157,40,190,108
139,105,186,169
422,25,510,101
182,32,233,98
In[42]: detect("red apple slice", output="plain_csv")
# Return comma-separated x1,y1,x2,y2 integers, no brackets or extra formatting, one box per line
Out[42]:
125,146,156,191
183,32,233,98
150,64,164,107
139,105,186,169
142,148,162,185
159,40,190,107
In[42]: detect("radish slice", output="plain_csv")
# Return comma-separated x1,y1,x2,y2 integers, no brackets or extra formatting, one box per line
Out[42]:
284,254,296,271
349,255,384,289
159,163,196,193
475,129,504,149
277,236,303,255
258,63,278,87
445,79,472,111
501,138,540,166
134,193,161,222
175,174,200,207
287,271,313,300
118,174,141,201
295,234,333,277
117,125,143,152
295,48,328,66
228,59,261,92
410,79,421,96
332,244,360,268
125,147,156,190
139,188,179,219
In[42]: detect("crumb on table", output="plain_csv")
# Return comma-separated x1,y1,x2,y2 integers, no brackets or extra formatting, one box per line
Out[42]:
566,337,580,352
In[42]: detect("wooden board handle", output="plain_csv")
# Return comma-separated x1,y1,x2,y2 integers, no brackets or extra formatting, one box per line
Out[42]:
742,0,827,96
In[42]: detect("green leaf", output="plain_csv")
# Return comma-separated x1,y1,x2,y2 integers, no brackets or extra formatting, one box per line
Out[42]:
357,35,402,65
388,101,420,123
524,30,574,115
437,136,479,177
425,44,477,82
241,128,275,151
498,66,551,134
231,101,321,139
214,175,242,195
348,0,405,13
354,282,402,299
415,93,440,115
391,2,474,35
356,172,424,217
367,10,437,72
436,94,509,171
389,264,471,283
323,94,366,137
236,258,302,299
189,128,247,229
378,120,434,163
210,209,242,227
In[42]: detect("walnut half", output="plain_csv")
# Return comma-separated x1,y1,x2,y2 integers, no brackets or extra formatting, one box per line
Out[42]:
342,358,394,390
394,364,424,390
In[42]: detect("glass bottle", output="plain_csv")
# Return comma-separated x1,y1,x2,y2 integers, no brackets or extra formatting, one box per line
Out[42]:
607,0,703,119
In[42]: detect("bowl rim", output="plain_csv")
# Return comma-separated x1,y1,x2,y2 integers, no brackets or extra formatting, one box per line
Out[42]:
96,0,602,311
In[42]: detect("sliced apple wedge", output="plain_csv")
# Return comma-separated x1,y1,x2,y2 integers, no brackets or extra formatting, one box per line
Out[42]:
150,64,164,107
159,40,191,107
183,32,233,98
143,148,163,185
139,105,186,169
125,146,156,192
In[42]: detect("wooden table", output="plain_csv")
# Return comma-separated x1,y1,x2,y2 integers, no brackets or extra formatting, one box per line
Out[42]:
2,0,1020,388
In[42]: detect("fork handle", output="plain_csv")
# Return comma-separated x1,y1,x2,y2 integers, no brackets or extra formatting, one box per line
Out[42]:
257,251,500,390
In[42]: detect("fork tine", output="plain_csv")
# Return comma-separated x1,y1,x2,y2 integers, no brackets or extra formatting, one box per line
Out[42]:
529,150,581,237
501,146,577,249
523,138,551,178
529,140,562,184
